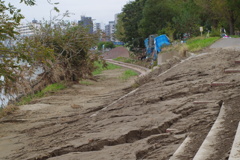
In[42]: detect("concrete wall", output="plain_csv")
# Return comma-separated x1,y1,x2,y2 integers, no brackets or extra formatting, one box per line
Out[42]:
158,52,175,65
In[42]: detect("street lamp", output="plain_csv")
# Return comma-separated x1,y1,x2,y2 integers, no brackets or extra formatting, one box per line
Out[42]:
50,8,54,26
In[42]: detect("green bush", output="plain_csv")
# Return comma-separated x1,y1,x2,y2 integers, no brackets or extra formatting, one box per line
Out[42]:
210,28,221,37
97,41,116,50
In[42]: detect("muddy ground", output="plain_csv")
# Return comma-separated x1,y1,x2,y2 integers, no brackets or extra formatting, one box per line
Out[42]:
0,39,240,160
102,47,130,59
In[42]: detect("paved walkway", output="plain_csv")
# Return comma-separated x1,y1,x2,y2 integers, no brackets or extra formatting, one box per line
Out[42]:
210,38,240,50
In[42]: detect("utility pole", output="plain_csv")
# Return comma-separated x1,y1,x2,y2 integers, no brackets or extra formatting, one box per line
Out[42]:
50,9,54,27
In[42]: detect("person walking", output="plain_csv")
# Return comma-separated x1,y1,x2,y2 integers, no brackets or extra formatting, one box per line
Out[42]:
220,26,226,37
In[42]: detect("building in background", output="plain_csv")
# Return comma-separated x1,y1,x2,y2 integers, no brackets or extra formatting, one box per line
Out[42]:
17,19,41,37
104,21,115,42
78,16,93,34
105,24,110,41
109,21,115,42
2,20,41,48
103,13,123,44
94,23,101,32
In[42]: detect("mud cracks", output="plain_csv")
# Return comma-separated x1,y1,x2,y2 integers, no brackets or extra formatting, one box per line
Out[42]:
28,119,178,160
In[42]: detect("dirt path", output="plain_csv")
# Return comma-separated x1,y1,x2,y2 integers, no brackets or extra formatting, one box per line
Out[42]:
105,59,150,76
0,39,240,160
0,67,137,160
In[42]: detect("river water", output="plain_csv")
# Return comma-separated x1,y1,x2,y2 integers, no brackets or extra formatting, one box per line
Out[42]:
0,63,44,107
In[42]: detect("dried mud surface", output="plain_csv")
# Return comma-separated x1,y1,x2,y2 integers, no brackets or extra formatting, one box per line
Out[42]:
102,47,130,59
0,40,240,160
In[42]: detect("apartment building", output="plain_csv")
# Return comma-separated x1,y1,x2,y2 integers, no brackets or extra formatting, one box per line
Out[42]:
2,20,41,47
78,16,93,34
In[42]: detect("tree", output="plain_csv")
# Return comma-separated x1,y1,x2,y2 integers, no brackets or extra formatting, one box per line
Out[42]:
115,13,126,42
121,0,196,42
11,21,100,95
0,0,101,102
195,0,240,35
170,0,202,37
215,0,240,35
97,41,115,50
0,0,36,94
139,0,175,38
119,0,147,49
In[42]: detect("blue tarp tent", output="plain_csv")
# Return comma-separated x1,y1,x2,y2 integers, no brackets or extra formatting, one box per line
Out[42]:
144,38,153,56
144,34,171,60
154,34,171,53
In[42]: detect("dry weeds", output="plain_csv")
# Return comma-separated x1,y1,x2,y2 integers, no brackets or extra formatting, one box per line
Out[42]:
0,105,19,118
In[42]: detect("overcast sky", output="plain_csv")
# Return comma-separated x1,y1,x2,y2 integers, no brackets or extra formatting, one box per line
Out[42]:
5,0,132,25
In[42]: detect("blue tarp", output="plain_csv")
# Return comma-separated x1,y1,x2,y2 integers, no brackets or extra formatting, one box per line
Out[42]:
144,38,149,49
113,42,125,45
154,34,171,52
144,34,171,60
144,38,152,55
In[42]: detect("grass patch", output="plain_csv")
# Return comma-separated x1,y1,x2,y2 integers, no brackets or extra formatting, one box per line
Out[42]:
186,36,220,52
80,80,93,85
92,61,121,75
230,35,240,38
0,105,19,118
42,83,66,93
120,69,138,81
17,83,66,106
18,96,32,105
114,57,136,64
114,57,151,69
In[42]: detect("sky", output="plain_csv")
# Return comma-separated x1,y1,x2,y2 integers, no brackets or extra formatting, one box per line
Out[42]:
5,0,132,26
